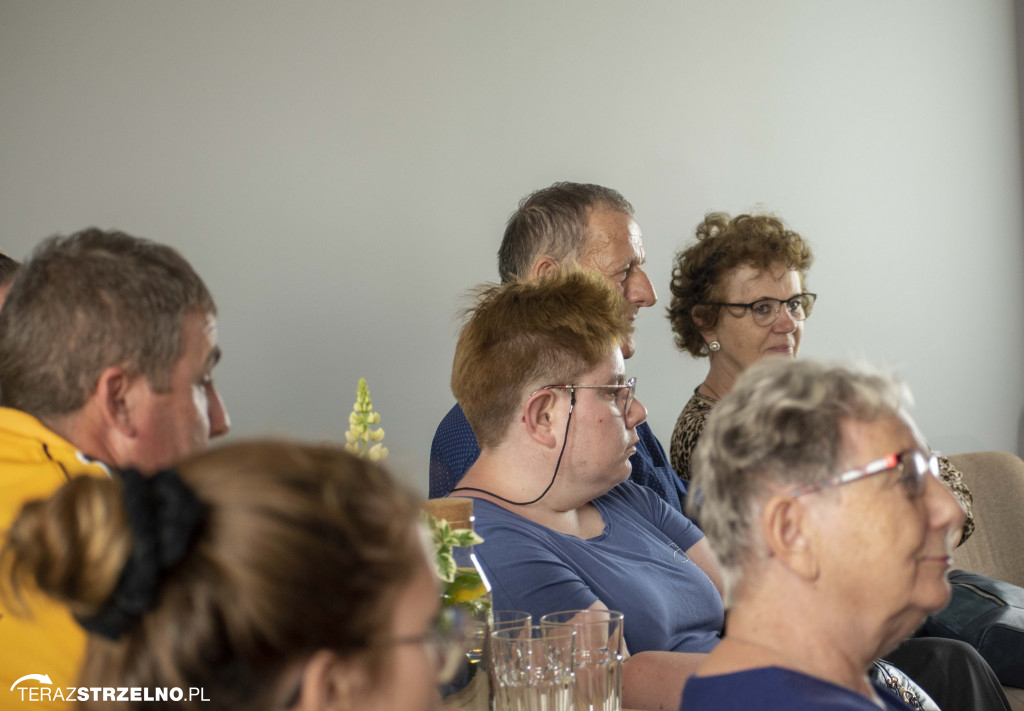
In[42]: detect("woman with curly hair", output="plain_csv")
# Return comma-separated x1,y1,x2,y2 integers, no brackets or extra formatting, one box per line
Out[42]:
665,211,1010,711
666,211,972,542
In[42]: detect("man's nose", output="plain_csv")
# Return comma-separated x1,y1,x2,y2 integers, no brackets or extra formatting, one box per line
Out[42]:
209,386,231,438
626,267,657,308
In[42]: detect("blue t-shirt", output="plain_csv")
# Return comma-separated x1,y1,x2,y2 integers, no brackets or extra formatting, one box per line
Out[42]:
680,667,914,711
471,482,723,655
429,403,688,511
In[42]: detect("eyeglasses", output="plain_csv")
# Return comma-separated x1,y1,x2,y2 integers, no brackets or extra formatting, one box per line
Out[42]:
282,607,472,707
705,293,817,327
790,448,939,499
452,377,638,507
540,376,637,415
415,605,474,684
363,605,472,685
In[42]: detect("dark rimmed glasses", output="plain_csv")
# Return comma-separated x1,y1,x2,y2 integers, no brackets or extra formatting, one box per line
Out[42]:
790,448,939,499
705,293,817,327
539,376,637,415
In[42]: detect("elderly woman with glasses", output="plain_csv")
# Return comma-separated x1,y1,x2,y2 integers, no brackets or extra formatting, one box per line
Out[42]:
666,211,973,543
668,213,1007,711
680,359,967,711
2,442,468,711
448,268,726,711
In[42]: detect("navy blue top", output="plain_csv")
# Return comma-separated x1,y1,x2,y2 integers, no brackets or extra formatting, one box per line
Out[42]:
473,482,722,655
428,403,688,511
680,667,914,711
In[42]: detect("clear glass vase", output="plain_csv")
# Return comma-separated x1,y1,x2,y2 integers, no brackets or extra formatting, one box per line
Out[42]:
432,498,494,710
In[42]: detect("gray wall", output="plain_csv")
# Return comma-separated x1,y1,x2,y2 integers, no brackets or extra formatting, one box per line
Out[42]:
1,1,1021,494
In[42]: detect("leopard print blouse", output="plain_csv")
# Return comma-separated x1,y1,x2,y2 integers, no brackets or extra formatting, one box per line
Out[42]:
669,391,975,544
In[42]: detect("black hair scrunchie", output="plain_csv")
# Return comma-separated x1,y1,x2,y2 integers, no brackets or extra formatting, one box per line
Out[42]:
76,468,204,640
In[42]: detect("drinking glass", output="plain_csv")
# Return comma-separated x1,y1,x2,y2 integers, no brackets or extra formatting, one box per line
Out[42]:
491,625,576,711
540,609,624,711
491,609,532,634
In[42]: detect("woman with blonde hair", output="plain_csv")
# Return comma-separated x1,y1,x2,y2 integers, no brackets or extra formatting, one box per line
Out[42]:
2,442,467,711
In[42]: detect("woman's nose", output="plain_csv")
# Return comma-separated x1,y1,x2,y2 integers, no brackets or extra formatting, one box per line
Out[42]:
626,395,648,428
773,305,798,332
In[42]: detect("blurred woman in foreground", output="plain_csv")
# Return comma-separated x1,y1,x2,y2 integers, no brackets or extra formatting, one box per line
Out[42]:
2,442,464,711
681,359,964,710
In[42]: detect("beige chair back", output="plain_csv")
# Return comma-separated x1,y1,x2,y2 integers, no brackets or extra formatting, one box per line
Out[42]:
947,451,1024,589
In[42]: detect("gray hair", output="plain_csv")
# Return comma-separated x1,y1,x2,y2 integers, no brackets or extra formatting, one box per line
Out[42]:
687,359,910,594
0,251,20,288
497,182,634,283
0,229,215,417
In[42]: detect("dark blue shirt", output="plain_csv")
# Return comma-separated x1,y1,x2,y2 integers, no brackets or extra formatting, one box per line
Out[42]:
680,667,914,711
428,403,688,512
473,482,720,655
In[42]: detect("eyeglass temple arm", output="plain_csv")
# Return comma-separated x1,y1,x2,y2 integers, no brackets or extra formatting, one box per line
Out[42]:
791,453,899,496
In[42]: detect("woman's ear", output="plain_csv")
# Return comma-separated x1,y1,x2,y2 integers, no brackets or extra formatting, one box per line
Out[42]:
523,389,559,449
691,306,717,345
293,650,361,711
760,495,820,581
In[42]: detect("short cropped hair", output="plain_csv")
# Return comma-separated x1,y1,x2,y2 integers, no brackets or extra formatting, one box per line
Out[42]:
0,229,215,417
668,212,814,357
497,182,634,283
452,268,633,449
2,441,421,711
688,359,909,593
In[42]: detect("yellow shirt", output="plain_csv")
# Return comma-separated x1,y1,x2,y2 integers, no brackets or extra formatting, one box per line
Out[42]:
0,408,110,709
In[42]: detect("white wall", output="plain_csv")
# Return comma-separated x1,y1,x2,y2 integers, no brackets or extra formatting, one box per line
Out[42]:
1,1,1021,494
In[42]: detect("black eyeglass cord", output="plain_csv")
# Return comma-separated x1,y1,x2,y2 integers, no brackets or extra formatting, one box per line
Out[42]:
450,389,575,506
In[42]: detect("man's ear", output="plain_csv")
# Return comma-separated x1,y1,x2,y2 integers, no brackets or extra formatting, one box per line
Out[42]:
523,389,559,449
92,366,138,437
530,256,560,279
293,650,358,711
760,494,820,581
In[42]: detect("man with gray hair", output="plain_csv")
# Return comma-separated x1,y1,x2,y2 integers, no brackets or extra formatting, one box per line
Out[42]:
0,228,230,706
430,181,688,512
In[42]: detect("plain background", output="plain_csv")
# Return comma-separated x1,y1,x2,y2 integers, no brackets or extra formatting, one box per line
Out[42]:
1,1,1022,494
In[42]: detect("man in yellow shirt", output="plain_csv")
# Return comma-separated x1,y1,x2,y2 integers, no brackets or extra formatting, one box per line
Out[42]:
0,229,230,708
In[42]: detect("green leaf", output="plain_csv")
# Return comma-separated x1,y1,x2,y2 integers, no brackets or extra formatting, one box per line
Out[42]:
450,529,484,547
436,551,457,583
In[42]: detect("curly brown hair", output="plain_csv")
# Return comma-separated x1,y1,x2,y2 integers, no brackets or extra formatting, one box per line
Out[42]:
667,212,814,357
